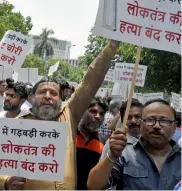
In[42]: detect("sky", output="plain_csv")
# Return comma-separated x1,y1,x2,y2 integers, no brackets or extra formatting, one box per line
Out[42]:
8,0,99,59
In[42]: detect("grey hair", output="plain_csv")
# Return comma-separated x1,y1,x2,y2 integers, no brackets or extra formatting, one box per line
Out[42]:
109,99,122,114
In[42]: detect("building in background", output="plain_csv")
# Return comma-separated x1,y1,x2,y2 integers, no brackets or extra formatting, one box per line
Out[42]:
62,59,79,67
30,38,72,59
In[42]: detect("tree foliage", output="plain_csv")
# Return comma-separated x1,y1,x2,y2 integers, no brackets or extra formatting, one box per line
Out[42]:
22,55,84,83
33,28,59,59
22,54,46,75
80,31,181,93
78,32,122,68
46,58,85,83
0,0,33,40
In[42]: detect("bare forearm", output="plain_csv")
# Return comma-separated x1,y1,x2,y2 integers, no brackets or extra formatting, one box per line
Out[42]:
87,156,113,190
69,40,119,126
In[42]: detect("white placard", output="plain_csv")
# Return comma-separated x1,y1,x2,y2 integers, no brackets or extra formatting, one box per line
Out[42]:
111,82,128,101
12,71,18,82
133,93,144,103
96,88,112,98
113,63,147,87
143,92,164,103
0,96,4,112
0,30,32,71
17,68,38,84
0,66,13,80
48,62,59,76
171,92,181,111
104,69,114,82
0,118,68,181
93,0,180,54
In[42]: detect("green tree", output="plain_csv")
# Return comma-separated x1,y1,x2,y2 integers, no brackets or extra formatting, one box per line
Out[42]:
0,0,33,39
81,31,181,93
33,28,59,59
78,32,122,67
118,44,181,93
22,54,45,75
45,58,84,83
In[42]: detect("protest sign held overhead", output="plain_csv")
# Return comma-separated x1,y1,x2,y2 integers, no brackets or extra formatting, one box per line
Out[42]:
0,30,32,71
104,68,114,82
113,63,147,87
93,0,181,54
48,62,59,76
143,92,164,103
0,118,68,181
171,92,181,111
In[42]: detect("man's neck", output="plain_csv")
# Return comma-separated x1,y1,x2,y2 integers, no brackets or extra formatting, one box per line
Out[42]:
144,141,172,157
6,109,21,118
79,126,93,142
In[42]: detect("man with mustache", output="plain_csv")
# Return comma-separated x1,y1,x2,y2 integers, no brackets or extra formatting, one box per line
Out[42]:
0,79,28,118
0,40,119,190
76,97,108,190
99,99,142,167
87,99,181,190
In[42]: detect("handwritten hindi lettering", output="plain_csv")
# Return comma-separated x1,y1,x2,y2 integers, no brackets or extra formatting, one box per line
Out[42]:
93,0,181,54
120,20,142,36
21,160,36,173
127,1,166,22
38,160,59,173
0,118,68,181
0,30,32,70
0,159,18,169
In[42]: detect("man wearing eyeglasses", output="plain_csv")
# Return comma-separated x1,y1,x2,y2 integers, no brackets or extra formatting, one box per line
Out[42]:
87,99,181,190
0,79,29,118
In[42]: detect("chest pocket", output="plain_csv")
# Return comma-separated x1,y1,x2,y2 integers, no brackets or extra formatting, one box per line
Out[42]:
122,166,149,190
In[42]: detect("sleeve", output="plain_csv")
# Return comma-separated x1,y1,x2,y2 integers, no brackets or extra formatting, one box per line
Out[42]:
68,41,118,127
0,176,9,190
105,157,124,189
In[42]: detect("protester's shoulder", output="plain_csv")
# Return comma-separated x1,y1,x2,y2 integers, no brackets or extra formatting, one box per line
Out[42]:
19,112,37,120
0,111,6,118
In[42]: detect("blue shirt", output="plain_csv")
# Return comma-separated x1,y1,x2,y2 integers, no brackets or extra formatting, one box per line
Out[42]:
173,127,181,142
106,138,181,190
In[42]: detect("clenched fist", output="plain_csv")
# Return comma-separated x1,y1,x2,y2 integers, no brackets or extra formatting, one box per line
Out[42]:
5,176,26,190
109,129,127,160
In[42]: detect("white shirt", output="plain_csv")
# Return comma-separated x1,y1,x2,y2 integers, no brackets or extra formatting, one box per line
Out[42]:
0,96,4,112
21,100,32,112
0,109,30,118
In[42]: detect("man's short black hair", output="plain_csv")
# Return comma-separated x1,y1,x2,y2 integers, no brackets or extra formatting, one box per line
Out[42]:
143,98,176,119
120,98,143,122
32,77,61,95
89,97,109,113
61,82,70,90
6,78,27,99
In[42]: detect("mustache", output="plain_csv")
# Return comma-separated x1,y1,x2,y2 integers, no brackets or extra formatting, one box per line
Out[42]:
4,101,11,105
150,130,163,136
128,124,140,129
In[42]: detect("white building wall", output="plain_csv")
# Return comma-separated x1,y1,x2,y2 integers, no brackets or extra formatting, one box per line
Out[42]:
29,38,72,59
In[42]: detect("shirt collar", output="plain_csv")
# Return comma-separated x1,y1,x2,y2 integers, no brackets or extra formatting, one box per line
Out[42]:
134,137,181,154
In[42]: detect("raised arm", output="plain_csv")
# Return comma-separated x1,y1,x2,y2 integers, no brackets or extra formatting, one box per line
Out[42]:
68,40,119,126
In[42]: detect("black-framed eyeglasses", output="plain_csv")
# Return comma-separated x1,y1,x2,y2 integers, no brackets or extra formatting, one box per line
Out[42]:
142,118,176,127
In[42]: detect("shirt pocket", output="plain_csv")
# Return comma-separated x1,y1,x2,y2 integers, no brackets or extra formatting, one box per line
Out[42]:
123,166,149,189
